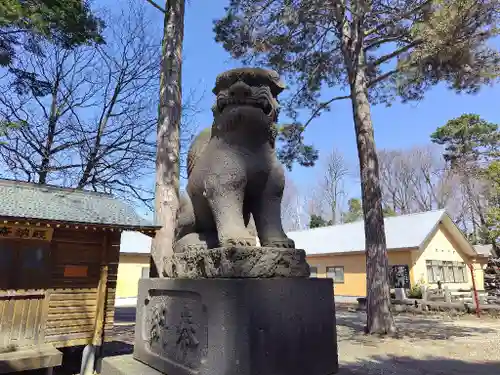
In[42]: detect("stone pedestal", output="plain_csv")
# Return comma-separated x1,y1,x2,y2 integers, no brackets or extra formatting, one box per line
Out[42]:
163,246,310,278
124,277,338,375
395,288,406,301
102,246,338,375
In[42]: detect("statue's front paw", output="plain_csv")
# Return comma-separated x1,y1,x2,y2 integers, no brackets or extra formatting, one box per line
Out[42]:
261,238,295,248
220,234,257,247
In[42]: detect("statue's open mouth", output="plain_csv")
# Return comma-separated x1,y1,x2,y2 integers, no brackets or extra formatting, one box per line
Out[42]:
217,98,273,115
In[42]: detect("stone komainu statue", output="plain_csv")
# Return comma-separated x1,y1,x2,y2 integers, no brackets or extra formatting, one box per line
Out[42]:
174,68,295,253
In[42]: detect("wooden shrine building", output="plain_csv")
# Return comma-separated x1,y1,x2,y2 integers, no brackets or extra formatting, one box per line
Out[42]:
0,179,159,373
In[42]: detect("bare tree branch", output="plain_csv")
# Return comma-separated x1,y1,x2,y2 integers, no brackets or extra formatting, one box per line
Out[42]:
0,0,200,209
302,95,351,129
281,174,307,231
144,0,167,13
320,148,350,224
377,145,457,215
306,148,351,224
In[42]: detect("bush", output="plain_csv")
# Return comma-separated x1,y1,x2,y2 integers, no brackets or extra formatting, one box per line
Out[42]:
407,285,423,299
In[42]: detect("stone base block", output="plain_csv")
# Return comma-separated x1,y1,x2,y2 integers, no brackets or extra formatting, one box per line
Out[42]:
163,246,310,278
102,355,161,375
133,278,338,375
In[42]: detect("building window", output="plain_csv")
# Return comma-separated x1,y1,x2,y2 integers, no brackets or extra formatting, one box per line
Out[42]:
445,262,455,282
0,245,15,289
0,240,50,289
309,266,318,278
326,266,344,284
141,267,150,278
426,260,468,283
455,262,468,283
22,246,46,269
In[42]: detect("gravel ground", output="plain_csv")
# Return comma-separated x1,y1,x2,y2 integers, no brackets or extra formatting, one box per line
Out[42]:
104,308,500,374
18,308,500,374
336,311,500,374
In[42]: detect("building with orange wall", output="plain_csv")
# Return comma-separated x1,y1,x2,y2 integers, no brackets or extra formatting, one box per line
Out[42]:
287,210,489,299
115,231,152,306
115,210,488,304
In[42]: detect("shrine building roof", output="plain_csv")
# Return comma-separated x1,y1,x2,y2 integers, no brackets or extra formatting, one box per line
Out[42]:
0,179,159,230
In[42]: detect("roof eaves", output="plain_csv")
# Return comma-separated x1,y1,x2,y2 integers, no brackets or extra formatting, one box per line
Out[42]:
120,251,150,256
307,250,365,257
0,215,161,231
307,246,420,257
440,214,476,257
416,209,447,252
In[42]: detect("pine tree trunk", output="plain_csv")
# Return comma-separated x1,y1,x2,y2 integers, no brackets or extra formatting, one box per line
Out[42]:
349,65,397,335
150,0,185,277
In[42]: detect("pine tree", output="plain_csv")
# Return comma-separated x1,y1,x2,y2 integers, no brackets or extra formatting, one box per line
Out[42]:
214,0,500,334
431,114,499,247
343,198,363,223
0,0,103,66
309,214,332,228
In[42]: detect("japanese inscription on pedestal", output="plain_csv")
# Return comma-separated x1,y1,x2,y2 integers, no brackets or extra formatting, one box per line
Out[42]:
144,295,205,371
176,306,200,361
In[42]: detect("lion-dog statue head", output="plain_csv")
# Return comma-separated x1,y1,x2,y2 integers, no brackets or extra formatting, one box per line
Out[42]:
211,68,285,146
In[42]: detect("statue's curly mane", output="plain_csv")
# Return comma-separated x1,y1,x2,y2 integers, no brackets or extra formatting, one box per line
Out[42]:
210,121,278,149
213,68,285,96
187,68,283,177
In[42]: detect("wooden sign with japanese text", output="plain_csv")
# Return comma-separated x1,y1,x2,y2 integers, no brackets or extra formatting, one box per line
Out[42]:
0,225,54,241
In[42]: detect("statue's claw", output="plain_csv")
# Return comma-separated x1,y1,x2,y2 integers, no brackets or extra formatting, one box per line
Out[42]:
220,236,257,248
261,238,295,248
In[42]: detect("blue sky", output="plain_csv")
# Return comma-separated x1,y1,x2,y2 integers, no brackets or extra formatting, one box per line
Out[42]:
121,0,500,215
181,1,499,187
